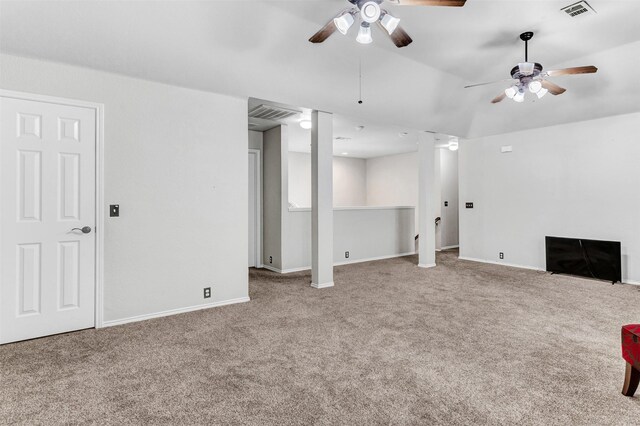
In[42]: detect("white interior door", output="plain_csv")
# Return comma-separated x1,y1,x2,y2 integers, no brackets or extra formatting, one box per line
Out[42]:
248,152,256,267
1,95,96,344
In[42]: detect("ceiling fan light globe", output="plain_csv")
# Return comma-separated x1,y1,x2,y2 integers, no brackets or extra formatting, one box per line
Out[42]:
380,13,400,35
334,12,355,35
513,90,525,103
536,88,549,99
360,1,381,23
505,86,518,99
528,80,542,93
356,23,373,44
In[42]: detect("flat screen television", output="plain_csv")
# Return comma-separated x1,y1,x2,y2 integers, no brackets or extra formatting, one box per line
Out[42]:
545,236,621,283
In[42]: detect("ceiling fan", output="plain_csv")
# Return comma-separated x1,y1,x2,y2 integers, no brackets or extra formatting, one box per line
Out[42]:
465,32,598,103
309,0,467,48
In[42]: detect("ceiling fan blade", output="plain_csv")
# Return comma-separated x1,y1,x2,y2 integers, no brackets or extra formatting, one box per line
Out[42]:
309,16,339,43
465,78,516,89
545,66,598,77
541,80,567,95
391,0,467,6
379,22,413,48
491,92,507,104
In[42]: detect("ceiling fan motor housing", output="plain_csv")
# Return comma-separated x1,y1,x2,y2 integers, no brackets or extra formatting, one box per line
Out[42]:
510,63,543,80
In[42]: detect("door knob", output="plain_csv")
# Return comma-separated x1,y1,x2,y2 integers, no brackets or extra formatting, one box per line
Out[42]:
71,226,92,234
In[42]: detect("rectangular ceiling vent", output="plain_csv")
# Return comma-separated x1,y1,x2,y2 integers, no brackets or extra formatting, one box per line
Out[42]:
561,1,596,18
249,104,300,121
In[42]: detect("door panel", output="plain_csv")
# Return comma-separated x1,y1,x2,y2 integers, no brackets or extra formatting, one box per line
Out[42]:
1,96,96,344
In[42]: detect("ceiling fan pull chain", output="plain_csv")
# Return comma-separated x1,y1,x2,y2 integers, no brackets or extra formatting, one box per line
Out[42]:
358,58,363,104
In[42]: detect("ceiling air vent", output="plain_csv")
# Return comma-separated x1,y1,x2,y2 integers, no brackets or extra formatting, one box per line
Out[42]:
561,1,596,18
249,104,300,121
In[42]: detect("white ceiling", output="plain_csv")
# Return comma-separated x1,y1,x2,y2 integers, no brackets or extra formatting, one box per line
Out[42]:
2,0,640,141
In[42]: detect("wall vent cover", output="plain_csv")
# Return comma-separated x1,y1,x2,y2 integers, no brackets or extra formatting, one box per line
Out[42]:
249,104,300,121
561,1,596,17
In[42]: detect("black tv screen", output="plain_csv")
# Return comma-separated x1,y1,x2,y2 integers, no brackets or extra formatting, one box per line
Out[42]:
545,236,621,283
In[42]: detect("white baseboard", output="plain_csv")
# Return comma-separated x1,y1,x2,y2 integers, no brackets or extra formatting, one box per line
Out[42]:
262,265,310,274
334,252,416,267
259,252,416,274
440,245,460,250
457,256,544,271
418,263,437,269
101,296,251,328
311,281,334,289
458,256,640,286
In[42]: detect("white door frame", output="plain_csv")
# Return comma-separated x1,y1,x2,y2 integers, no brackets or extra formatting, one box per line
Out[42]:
248,149,262,268
0,89,105,329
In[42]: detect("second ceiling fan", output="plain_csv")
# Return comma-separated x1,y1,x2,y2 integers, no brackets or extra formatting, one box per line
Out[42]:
465,32,598,103
309,0,467,48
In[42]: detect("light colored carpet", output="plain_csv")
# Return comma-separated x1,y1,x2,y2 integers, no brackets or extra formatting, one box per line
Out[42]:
1,250,639,425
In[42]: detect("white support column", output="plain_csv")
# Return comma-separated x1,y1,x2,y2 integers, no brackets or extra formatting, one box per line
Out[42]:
311,110,334,288
418,132,436,268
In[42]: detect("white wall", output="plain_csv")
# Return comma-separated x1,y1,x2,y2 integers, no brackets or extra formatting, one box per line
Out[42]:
288,152,367,208
366,152,419,232
262,126,285,270
366,150,457,248
459,112,640,284
366,152,418,208
0,54,249,323
334,156,367,207
288,152,312,208
248,130,263,151
283,207,415,272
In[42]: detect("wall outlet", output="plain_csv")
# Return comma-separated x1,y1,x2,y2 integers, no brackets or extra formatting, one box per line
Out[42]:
345,251,349,259
269,256,273,264
499,252,504,260
203,287,211,299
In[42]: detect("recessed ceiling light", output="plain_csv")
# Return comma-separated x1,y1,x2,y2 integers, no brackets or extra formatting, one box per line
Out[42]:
299,120,312,130
342,152,349,155
399,132,409,137
355,125,365,131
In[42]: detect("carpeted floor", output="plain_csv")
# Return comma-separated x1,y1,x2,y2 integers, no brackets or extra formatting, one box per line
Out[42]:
1,250,639,425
